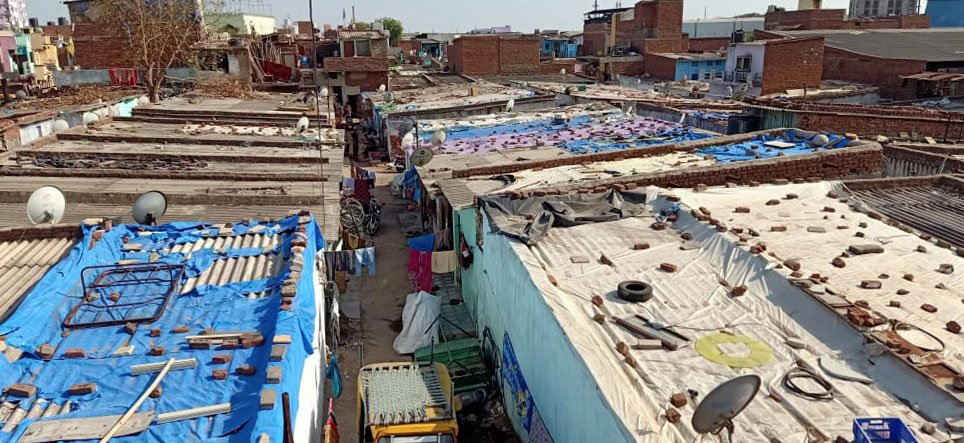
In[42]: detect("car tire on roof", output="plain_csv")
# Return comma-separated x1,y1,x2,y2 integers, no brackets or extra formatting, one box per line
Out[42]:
618,280,654,303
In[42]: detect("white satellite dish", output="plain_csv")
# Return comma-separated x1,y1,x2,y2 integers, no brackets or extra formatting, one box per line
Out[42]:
411,146,434,167
296,116,310,134
27,186,66,225
560,68,567,76
506,99,515,112
401,132,415,151
132,191,168,226
431,130,447,147
378,84,387,92
320,87,329,98
52,119,70,133
82,112,99,125
692,375,761,442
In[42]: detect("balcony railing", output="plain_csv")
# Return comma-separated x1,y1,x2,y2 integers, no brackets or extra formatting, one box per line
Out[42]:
723,70,763,87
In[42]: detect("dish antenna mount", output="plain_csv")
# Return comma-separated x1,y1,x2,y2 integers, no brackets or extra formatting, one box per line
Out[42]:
691,375,761,442
132,191,168,226
27,186,66,225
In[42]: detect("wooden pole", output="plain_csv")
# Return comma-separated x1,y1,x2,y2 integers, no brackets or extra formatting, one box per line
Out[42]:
100,358,176,442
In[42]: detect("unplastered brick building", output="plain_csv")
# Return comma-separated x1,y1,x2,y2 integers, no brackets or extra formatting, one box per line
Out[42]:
447,34,541,76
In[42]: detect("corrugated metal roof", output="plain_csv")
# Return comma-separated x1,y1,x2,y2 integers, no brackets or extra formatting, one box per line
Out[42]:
0,231,77,322
770,28,964,62
177,232,285,297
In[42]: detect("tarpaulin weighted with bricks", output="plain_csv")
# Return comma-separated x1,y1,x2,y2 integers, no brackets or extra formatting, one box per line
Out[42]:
480,189,648,245
0,214,325,442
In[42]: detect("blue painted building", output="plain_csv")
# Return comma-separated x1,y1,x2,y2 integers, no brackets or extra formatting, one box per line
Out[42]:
652,52,727,81
926,0,964,27
542,37,578,59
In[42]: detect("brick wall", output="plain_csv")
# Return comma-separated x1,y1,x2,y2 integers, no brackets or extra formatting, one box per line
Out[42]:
761,37,825,95
582,22,609,57
646,53,679,80
765,8,930,30
447,35,540,76
499,36,540,75
797,112,964,140
538,59,577,75
688,37,729,52
344,70,389,93
822,47,924,100
323,56,389,72
608,58,647,77
634,0,683,39
72,23,134,68
450,129,883,184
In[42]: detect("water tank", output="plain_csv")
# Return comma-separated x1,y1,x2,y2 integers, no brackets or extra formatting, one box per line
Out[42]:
28,18,39,28
732,30,746,44
46,21,55,26
58,17,69,26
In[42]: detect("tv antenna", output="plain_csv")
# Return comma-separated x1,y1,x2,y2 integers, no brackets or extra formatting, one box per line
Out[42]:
132,191,168,226
691,375,761,442
27,186,66,225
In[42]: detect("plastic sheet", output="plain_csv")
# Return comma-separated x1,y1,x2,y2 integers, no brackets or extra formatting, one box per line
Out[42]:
698,131,850,163
423,115,714,155
0,214,325,442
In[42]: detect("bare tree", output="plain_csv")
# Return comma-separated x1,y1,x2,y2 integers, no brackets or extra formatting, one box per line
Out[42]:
89,0,206,102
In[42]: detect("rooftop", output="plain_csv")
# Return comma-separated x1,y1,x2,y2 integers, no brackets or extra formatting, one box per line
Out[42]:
0,212,324,441
766,28,964,62
481,181,963,440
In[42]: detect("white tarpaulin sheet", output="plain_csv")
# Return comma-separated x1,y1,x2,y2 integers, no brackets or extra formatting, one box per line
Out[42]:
496,184,958,442
394,291,442,354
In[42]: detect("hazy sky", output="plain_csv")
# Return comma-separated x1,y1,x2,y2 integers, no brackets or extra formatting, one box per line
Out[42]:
26,0,926,32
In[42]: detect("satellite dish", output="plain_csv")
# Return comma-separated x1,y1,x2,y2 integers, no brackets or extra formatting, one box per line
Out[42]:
692,375,761,441
52,119,69,133
560,68,567,76
378,84,386,92
320,87,329,98
521,81,529,88
132,191,167,226
431,130,447,147
506,99,515,112
411,146,434,167
137,96,150,106
401,130,415,151
296,116,310,134
27,186,66,225
82,112,99,125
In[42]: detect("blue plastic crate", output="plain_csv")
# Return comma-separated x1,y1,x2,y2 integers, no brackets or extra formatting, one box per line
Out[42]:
853,418,918,443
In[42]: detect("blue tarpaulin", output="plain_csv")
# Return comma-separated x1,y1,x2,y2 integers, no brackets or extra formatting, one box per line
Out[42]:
698,131,850,163
0,214,324,442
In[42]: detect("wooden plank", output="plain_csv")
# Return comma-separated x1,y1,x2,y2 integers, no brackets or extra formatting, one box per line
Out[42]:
613,317,684,351
19,412,155,442
101,358,175,442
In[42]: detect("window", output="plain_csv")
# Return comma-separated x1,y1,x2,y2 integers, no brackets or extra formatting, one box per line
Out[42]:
703,71,712,80
355,39,372,57
736,56,752,71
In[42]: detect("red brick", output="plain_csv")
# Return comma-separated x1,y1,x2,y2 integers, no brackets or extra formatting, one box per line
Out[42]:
64,348,86,358
6,383,36,398
212,354,233,364
235,365,257,376
947,321,962,334
149,346,165,356
212,369,228,380
68,383,97,395
172,326,190,334
660,263,678,273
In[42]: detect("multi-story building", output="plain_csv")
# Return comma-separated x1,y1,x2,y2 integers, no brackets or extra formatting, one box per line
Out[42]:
0,0,27,30
849,0,919,18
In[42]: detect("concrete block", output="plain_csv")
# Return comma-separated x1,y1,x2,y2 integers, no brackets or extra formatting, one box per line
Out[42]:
260,389,277,410
269,345,287,362
113,345,135,357
266,366,282,384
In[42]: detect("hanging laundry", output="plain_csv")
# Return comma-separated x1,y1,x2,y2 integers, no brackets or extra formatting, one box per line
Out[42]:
408,249,433,292
435,229,453,250
354,247,376,277
408,233,435,252
326,352,343,398
431,250,458,274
